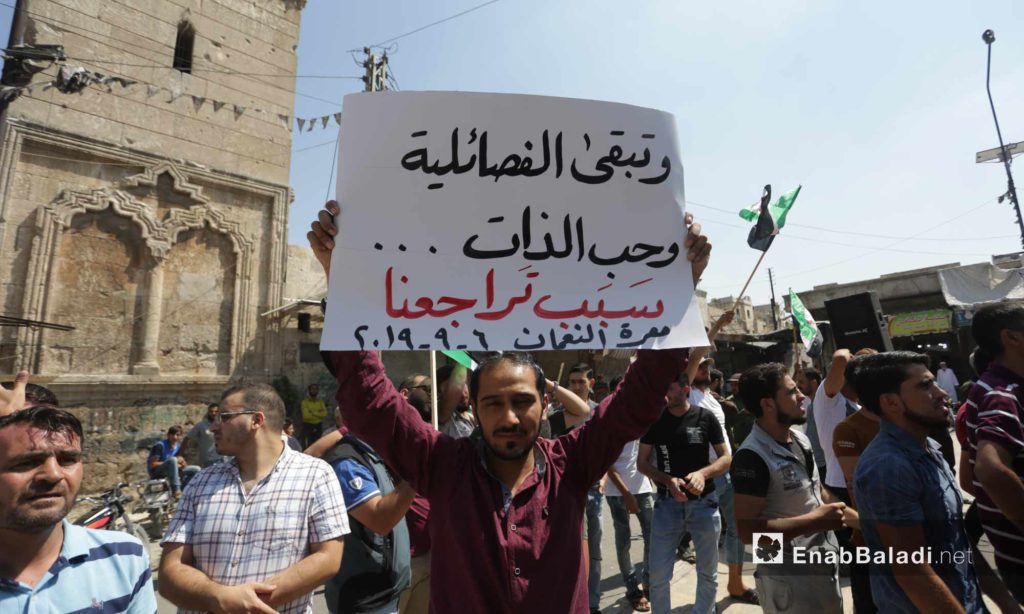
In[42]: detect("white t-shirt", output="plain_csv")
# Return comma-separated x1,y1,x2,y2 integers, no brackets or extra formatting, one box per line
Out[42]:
936,368,959,403
690,388,732,460
604,439,653,497
813,380,859,489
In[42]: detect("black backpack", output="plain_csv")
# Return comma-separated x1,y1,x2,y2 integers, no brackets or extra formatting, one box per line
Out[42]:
323,435,411,611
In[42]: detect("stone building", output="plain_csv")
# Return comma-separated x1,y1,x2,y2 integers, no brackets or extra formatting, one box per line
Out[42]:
0,0,304,407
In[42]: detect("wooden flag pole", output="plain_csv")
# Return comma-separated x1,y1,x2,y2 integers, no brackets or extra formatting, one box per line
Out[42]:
731,251,769,312
556,362,565,385
430,350,439,430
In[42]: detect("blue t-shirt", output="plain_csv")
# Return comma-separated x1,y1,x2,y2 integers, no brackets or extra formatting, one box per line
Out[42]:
147,439,180,478
330,458,382,511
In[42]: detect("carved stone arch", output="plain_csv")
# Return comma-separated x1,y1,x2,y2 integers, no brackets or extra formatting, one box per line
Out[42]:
18,187,158,372
162,205,255,369
46,187,169,259
121,161,209,207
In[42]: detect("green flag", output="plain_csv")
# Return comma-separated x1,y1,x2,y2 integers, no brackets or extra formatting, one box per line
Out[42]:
740,185,802,251
789,288,823,358
440,350,476,369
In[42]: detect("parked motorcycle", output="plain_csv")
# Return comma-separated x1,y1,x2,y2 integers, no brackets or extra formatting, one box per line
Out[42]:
74,482,150,546
134,478,174,539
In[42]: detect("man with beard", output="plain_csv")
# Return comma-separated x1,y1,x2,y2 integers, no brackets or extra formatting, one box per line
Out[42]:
159,383,349,614
684,311,753,605
639,373,731,614
308,199,712,613
436,364,475,439
853,352,985,613
731,363,849,614
0,405,157,612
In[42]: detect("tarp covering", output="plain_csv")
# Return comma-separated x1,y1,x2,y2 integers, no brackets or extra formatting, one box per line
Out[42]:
938,262,1024,307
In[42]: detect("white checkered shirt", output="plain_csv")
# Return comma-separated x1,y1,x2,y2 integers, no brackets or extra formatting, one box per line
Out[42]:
162,445,349,614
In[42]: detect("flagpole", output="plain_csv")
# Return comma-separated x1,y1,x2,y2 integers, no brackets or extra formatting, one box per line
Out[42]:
430,350,439,430
731,251,769,312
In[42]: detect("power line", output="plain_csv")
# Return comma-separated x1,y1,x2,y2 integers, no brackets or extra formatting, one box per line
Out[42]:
363,0,502,49
52,56,363,79
294,139,338,153
686,198,1017,242
2,2,346,110
700,195,1002,291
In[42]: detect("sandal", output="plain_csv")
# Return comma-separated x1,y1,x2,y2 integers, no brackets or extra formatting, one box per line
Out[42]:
629,594,651,612
729,588,760,605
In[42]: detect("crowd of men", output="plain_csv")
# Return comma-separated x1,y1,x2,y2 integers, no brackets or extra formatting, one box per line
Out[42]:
0,201,1022,614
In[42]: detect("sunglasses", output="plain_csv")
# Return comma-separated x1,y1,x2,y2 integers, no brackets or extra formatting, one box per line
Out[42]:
213,410,259,424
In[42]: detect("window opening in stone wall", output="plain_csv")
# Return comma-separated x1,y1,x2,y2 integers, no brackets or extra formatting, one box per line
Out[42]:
173,21,195,73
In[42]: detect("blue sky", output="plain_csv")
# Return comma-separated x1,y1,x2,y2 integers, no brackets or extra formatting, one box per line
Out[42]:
286,0,1023,305
4,0,1022,305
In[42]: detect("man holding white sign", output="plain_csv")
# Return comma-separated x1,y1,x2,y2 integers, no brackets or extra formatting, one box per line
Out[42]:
313,92,710,613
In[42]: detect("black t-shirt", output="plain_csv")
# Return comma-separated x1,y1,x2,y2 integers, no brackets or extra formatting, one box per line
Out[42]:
731,436,815,498
640,406,725,497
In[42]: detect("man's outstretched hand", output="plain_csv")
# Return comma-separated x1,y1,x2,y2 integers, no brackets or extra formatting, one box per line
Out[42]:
308,202,713,287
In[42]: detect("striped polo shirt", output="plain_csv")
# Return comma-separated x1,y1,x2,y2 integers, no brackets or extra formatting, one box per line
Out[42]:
0,519,156,613
964,364,1024,569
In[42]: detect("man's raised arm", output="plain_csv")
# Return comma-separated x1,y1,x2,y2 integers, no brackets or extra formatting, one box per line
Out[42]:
321,350,446,498
311,200,448,497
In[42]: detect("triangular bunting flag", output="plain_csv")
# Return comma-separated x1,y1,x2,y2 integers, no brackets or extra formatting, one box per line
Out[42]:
233,104,246,119
146,85,160,97
333,112,342,125
278,114,290,128
306,119,315,132
297,117,306,131
212,100,225,112
191,95,205,111
320,116,329,129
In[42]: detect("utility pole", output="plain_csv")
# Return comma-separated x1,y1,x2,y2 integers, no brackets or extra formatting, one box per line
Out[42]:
980,29,1024,249
768,267,779,329
361,47,389,92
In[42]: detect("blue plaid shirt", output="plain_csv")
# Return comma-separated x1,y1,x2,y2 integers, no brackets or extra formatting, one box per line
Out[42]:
853,419,986,613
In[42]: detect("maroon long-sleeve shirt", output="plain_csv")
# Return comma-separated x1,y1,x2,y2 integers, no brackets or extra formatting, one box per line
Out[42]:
323,349,687,613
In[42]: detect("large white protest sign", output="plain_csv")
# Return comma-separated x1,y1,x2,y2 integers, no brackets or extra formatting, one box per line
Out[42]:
323,91,707,351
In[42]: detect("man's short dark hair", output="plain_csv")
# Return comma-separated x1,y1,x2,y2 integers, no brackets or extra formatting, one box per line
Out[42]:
398,373,430,392
801,368,822,383
568,363,591,378
207,402,218,410
283,418,294,429
469,353,545,403
220,383,286,431
0,404,82,441
847,352,930,415
710,369,724,383
168,425,183,436
972,302,1024,359
1,382,59,407
738,363,788,418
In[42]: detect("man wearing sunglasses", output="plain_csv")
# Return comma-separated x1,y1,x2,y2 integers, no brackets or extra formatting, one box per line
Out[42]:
158,383,349,614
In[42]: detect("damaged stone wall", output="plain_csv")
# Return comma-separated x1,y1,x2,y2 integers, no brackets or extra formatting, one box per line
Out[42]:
0,0,303,483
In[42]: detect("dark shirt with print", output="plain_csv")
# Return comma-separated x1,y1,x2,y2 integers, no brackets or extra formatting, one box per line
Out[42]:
641,406,724,497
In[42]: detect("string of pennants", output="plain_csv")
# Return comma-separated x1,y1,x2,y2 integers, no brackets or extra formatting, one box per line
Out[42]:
0,64,343,132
